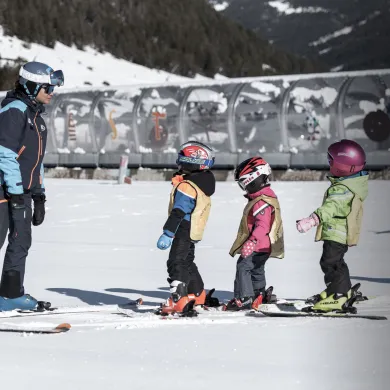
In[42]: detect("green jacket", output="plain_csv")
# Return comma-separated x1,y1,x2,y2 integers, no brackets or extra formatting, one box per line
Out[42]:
314,172,369,245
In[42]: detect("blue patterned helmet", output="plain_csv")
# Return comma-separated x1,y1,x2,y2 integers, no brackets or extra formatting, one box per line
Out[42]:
18,61,64,98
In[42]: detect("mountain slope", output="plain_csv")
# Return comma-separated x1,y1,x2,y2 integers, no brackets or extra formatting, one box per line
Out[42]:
0,0,322,87
212,0,390,71
0,25,191,91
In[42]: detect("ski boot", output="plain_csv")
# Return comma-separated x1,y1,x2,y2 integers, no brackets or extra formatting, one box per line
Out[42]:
188,289,207,306
251,286,274,311
0,294,38,312
305,289,327,305
354,290,368,303
158,281,197,317
223,296,253,311
306,284,361,314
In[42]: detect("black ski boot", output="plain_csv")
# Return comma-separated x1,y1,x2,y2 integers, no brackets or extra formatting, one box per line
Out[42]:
223,296,253,311
204,288,220,307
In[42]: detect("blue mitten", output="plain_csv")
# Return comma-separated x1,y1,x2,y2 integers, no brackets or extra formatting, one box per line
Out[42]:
157,231,174,250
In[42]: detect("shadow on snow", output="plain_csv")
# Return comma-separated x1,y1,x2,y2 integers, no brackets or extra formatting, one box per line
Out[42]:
46,287,233,306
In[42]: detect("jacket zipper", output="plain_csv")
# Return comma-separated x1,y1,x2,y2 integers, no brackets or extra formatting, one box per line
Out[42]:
17,145,26,159
28,111,41,189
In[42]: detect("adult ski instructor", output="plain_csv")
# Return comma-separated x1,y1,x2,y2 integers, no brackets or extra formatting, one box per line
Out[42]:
0,61,64,311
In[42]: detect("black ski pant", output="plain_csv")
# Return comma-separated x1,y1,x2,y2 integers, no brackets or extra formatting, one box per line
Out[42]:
234,252,269,298
0,188,32,298
166,234,204,295
320,240,351,295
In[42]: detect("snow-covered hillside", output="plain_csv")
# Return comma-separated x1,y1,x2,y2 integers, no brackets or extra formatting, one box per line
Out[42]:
0,25,206,89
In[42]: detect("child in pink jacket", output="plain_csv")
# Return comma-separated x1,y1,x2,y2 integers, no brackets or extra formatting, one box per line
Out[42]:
225,157,284,311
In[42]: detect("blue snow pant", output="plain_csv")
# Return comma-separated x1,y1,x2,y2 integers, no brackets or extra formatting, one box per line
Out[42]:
234,252,269,298
0,187,32,298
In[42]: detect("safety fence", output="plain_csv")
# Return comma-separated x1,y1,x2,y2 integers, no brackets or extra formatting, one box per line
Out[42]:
2,69,390,169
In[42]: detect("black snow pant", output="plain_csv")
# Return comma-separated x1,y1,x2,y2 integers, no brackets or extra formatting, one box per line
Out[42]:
166,228,204,296
320,240,351,295
0,187,32,298
234,252,269,299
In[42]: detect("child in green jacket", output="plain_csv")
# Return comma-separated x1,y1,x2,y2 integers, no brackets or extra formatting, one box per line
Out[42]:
296,139,368,312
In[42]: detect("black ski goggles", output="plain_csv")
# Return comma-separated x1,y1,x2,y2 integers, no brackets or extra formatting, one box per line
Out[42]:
237,180,246,191
49,70,64,87
41,70,64,94
42,84,55,94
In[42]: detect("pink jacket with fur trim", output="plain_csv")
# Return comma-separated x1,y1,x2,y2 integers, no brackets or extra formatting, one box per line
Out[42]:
245,186,277,254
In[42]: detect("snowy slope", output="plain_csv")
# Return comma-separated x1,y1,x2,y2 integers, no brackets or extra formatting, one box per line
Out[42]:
0,179,389,389
0,25,194,89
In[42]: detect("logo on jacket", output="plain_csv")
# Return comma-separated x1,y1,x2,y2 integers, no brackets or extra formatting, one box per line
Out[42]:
28,118,32,125
40,125,46,131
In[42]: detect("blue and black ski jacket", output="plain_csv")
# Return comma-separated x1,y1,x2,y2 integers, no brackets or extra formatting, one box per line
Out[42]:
0,91,47,197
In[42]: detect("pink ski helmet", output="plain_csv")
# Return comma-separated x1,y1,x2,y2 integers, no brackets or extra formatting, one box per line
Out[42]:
327,139,366,177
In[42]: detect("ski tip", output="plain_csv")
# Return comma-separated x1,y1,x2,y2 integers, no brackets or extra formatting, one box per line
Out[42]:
55,323,71,331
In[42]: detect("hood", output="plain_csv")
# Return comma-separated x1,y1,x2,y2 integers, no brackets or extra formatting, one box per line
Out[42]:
329,171,369,201
1,90,45,113
172,170,215,197
245,185,276,200
1,91,19,108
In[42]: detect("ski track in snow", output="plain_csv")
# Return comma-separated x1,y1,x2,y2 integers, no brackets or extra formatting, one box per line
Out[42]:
0,179,389,390
268,1,328,15
310,26,354,47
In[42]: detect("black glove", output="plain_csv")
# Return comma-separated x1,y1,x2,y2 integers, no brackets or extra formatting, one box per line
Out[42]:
5,193,25,209
32,193,46,226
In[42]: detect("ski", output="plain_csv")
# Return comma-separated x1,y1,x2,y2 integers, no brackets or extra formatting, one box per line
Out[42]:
0,299,142,319
0,323,71,334
0,305,116,318
117,299,198,318
247,306,387,321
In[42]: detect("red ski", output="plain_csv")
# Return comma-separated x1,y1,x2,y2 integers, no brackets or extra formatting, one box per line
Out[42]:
0,323,71,334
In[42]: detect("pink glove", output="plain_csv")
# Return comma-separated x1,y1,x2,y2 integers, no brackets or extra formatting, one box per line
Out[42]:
296,213,320,233
241,239,256,258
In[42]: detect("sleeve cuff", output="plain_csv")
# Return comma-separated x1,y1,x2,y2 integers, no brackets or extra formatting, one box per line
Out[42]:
163,230,175,238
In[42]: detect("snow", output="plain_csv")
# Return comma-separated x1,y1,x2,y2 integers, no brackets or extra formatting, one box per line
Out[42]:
0,25,192,88
358,10,381,27
359,98,386,114
251,81,281,97
262,63,276,72
238,80,282,103
291,86,338,108
210,1,230,12
331,65,344,72
319,47,332,55
187,88,228,113
310,27,354,47
0,179,389,389
268,1,327,15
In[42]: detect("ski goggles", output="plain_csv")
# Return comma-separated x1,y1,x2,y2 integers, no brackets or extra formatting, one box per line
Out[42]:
42,84,55,94
48,70,65,87
41,71,65,94
237,180,246,191
176,155,214,168
237,175,256,191
20,68,64,87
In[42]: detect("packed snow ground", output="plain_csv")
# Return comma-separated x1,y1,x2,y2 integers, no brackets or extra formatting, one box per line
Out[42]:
0,179,389,390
